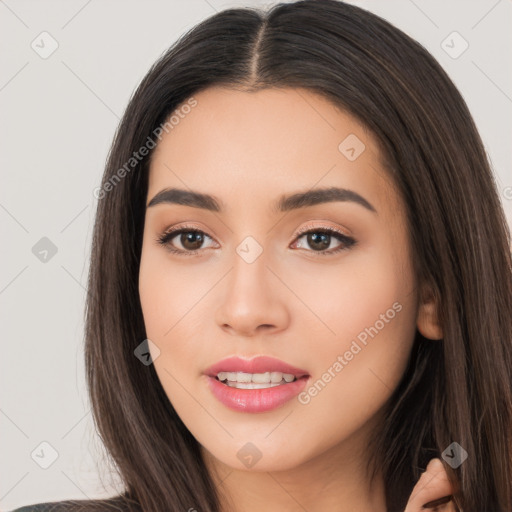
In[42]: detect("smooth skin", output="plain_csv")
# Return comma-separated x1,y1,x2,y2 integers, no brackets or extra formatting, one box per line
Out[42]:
139,86,451,511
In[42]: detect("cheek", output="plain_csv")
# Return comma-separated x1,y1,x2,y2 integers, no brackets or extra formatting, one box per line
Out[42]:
139,247,194,362
294,235,418,431
138,246,223,377
282,243,415,348
138,236,209,336
138,253,207,416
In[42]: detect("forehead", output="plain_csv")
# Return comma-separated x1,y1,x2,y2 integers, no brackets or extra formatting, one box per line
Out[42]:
147,86,399,214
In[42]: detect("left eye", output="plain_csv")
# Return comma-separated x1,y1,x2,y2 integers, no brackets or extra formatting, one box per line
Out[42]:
292,228,356,255
156,226,356,256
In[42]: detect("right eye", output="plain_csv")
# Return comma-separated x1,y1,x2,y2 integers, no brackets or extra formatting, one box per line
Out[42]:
156,226,217,256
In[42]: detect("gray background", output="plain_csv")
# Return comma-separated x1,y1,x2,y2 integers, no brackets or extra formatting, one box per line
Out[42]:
1,0,511,509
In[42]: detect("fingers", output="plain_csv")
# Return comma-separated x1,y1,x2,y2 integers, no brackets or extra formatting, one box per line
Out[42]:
403,458,457,512
422,495,456,510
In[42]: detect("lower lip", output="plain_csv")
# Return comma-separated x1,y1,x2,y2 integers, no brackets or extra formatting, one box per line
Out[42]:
206,376,309,413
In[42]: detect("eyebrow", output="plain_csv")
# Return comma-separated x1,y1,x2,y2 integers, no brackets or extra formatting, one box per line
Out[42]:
146,186,377,214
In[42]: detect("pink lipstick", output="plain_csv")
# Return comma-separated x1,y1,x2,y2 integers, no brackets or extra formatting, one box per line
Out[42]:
204,356,310,413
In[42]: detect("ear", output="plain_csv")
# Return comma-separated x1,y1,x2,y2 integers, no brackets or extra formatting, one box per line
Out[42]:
416,283,443,340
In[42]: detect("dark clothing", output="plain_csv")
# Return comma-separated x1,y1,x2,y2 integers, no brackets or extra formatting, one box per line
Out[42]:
10,495,142,512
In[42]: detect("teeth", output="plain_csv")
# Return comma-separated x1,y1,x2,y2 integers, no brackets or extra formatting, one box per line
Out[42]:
252,372,270,383
226,381,283,389
236,372,252,383
216,371,297,386
270,372,283,383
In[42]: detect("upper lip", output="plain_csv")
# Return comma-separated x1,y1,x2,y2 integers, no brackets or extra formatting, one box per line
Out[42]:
204,356,309,378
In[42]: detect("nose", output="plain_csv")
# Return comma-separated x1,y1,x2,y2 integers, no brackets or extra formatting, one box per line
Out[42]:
214,250,290,338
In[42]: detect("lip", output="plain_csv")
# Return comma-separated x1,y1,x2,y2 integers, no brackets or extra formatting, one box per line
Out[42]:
204,356,310,413
204,356,309,378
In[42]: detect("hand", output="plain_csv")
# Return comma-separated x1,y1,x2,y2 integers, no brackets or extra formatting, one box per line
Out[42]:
404,458,460,512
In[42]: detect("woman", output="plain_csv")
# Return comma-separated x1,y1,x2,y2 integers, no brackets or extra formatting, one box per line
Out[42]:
12,0,512,510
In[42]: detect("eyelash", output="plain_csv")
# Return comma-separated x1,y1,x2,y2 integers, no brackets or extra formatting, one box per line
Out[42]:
155,223,356,257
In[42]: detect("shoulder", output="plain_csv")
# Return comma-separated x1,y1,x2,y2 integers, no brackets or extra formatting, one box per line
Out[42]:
10,495,142,512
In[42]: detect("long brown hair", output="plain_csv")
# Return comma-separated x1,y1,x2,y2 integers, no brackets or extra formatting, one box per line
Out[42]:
83,1,512,510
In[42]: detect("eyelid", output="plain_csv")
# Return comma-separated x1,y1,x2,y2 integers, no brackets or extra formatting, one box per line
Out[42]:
158,221,351,242
294,222,351,239
159,222,212,240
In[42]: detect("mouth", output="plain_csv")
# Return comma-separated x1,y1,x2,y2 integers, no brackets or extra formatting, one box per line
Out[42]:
203,356,310,412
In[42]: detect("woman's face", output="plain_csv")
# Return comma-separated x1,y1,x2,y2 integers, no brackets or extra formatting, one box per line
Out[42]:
139,86,427,474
